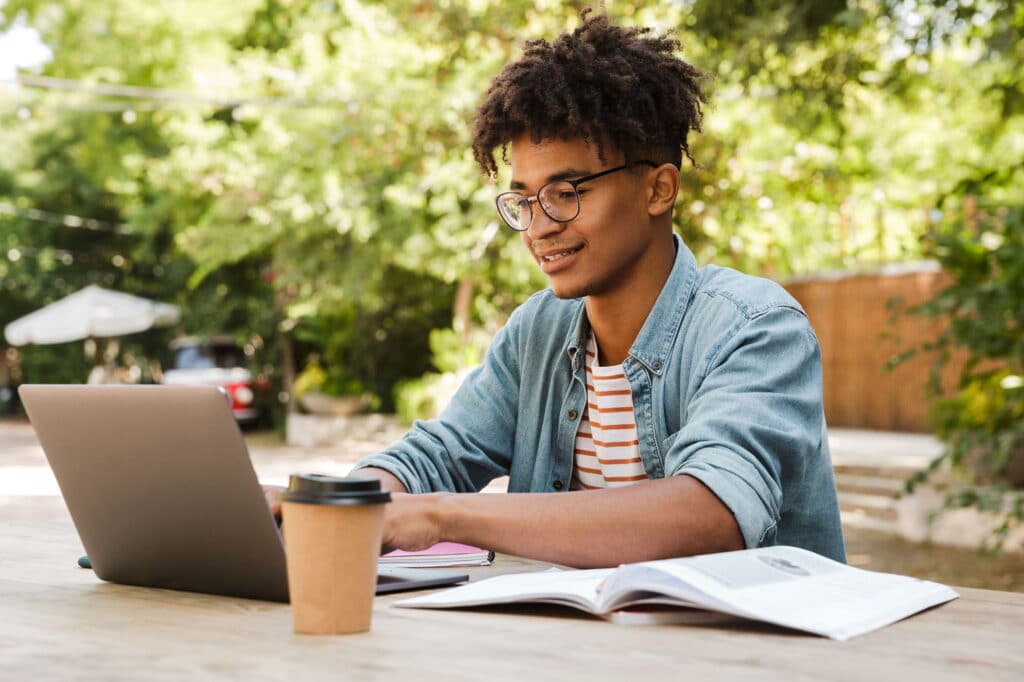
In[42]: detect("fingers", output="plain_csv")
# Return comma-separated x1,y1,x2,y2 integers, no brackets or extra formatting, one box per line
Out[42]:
262,484,284,521
377,492,443,552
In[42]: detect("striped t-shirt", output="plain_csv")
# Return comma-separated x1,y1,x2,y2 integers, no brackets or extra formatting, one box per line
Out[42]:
571,335,649,490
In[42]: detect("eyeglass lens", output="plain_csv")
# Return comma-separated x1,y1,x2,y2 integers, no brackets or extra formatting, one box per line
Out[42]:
539,182,579,222
498,181,580,231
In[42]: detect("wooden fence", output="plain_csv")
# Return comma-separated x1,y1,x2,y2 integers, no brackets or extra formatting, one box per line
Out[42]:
782,262,962,433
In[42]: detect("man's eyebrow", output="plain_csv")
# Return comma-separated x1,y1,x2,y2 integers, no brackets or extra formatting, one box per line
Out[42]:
509,168,593,191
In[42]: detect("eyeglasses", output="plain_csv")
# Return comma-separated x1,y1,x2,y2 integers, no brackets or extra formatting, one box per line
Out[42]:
494,160,657,232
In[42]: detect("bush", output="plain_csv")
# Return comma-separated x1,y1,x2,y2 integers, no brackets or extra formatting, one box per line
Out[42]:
903,204,1024,547
393,327,490,424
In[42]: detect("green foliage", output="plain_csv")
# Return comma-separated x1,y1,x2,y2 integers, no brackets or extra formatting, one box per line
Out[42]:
425,327,489,374
393,326,489,423
292,356,327,398
290,266,455,410
918,207,1024,374
906,204,1024,547
1,1,1022,433
393,374,439,426
17,344,91,386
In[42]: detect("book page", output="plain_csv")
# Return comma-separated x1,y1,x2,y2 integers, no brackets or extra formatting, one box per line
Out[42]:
612,546,959,640
396,546,958,639
604,602,741,626
395,568,612,614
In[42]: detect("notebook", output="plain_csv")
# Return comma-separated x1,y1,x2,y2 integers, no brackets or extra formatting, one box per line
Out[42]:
19,384,468,602
382,542,495,568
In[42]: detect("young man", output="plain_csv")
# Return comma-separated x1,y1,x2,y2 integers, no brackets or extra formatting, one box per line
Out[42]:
350,11,845,567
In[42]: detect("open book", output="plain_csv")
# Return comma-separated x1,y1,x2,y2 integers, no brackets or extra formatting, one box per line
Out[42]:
394,545,959,640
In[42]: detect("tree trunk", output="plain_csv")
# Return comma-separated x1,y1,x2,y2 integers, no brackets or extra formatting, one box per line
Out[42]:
280,330,297,414
453,276,474,346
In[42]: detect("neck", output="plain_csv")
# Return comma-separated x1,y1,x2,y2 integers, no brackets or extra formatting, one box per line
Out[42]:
585,232,676,366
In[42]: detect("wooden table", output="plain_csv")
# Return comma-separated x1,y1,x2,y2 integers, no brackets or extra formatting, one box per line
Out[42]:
2,497,1022,682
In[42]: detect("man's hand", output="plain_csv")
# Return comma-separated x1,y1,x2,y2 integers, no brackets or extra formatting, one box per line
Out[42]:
379,492,447,553
263,484,285,522
374,477,743,568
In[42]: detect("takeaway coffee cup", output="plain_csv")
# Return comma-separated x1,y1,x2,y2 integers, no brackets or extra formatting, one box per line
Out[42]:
280,473,391,635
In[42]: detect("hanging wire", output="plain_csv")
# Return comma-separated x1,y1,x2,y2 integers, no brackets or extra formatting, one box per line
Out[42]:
0,202,135,234
3,73,351,110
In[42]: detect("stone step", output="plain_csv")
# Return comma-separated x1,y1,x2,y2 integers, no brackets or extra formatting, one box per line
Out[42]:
839,510,899,535
832,463,924,482
838,491,900,525
827,428,943,466
833,472,905,498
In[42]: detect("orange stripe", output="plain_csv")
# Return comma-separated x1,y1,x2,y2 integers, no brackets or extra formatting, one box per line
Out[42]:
576,480,601,490
576,464,603,475
588,403,633,413
592,438,640,447
574,448,596,456
590,422,635,431
587,386,631,397
585,350,596,358
598,457,642,465
585,366,627,379
604,474,649,482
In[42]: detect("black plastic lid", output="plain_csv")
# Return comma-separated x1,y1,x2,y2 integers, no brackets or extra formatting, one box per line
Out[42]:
280,473,392,506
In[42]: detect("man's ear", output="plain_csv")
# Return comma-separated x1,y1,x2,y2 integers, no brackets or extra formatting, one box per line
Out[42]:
647,164,680,217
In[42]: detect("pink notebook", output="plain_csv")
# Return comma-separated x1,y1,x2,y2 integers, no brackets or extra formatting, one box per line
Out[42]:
381,542,495,568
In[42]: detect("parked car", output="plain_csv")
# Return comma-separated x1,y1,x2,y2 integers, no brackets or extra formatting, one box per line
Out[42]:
162,336,263,425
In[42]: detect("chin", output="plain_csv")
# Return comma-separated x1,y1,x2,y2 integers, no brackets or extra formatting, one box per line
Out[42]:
549,278,599,300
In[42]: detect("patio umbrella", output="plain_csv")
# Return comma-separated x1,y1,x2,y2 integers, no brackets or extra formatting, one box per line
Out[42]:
3,285,181,346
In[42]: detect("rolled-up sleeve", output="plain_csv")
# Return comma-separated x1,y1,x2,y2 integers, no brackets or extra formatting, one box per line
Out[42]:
665,306,824,549
351,308,523,494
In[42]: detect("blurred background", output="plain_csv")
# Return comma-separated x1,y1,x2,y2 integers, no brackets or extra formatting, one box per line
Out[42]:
0,1,1021,581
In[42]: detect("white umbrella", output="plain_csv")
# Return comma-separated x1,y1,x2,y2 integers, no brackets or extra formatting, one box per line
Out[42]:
4,285,181,346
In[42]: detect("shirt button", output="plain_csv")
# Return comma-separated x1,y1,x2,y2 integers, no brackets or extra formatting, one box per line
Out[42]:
567,409,578,420
553,480,564,490
653,360,662,370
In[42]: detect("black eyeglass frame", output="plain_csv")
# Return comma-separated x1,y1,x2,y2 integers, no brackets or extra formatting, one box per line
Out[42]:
494,160,658,232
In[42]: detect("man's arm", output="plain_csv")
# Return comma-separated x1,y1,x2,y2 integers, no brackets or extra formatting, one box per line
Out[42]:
374,305,828,566
350,302,528,494
380,475,743,568
265,467,408,520
356,466,408,494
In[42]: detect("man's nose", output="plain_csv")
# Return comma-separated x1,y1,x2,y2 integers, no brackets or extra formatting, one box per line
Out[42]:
526,205,567,241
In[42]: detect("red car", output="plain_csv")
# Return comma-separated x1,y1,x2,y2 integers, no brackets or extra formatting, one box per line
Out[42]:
162,336,263,424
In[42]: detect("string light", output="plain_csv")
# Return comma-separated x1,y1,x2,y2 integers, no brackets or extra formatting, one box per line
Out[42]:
0,241,170,287
0,202,135,234
3,73,352,110
3,243,75,264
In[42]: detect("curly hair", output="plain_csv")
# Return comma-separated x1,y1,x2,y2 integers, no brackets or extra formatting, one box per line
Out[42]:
471,9,707,178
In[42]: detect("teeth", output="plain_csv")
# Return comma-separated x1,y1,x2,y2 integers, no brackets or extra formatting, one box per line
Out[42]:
543,249,578,262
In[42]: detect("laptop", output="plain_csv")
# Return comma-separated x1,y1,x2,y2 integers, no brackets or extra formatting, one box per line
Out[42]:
19,384,468,602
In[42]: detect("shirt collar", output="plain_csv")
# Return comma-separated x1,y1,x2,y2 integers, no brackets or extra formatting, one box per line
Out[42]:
629,233,697,375
565,233,698,376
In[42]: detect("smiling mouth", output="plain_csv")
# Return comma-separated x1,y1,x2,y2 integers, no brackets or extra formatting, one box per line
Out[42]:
540,245,583,263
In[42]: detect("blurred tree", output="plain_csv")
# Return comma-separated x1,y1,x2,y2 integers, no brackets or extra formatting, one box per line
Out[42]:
1,0,1020,421
0,0,285,396
897,202,1024,548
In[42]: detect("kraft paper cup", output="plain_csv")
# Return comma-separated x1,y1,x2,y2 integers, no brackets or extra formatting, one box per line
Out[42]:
281,474,391,635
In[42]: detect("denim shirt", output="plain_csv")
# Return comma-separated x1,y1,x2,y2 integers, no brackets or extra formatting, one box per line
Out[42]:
354,235,846,562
